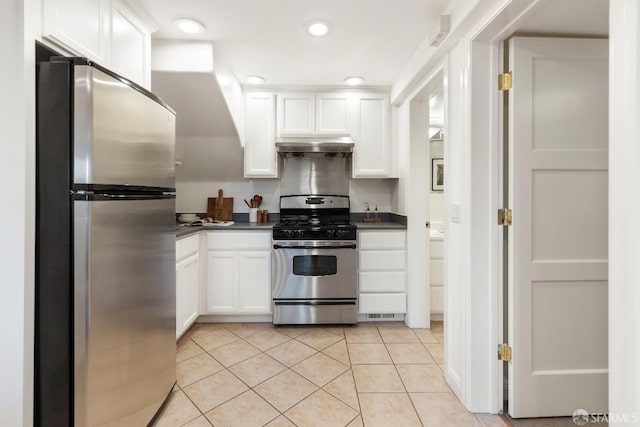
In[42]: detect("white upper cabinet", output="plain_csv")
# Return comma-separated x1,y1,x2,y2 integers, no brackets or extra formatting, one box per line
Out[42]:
244,93,278,178
315,94,352,134
351,94,390,178
42,0,153,88
245,89,394,178
42,0,111,63
110,0,152,88
277,93,315,135
276,93,352,136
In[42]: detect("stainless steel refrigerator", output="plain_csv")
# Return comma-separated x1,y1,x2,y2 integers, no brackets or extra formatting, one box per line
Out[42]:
35,56,177,426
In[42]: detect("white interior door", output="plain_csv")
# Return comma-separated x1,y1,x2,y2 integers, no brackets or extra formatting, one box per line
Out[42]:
508,37,608,418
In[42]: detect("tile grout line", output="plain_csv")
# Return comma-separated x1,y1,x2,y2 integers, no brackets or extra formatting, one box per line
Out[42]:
378,325,426,427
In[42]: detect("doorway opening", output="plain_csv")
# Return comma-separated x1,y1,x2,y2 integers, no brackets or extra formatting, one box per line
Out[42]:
428,89,445,326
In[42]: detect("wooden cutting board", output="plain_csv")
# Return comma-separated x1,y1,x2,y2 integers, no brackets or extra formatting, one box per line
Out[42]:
207,189,233,221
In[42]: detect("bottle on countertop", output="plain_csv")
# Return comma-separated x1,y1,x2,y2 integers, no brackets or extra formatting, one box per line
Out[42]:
364,202,371,220
374,204,379,221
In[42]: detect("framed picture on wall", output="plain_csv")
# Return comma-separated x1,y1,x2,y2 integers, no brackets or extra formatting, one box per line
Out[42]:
432,158,444,191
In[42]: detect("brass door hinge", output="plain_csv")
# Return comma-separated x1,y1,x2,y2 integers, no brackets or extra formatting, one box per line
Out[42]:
498,344,512,362
498,208,512,226
498,72,513,91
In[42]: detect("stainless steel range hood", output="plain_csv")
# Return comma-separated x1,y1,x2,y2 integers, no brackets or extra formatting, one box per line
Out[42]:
275,136,354,154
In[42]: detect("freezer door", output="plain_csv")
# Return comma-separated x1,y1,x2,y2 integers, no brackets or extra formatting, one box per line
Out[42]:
74,65,175,189
74,196,176,426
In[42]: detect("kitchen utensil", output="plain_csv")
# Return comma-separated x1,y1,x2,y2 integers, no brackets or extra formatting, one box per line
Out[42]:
253,195,261,209
244,199,252,208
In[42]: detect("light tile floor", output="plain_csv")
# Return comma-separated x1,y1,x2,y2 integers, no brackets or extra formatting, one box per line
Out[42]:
153,321,507,427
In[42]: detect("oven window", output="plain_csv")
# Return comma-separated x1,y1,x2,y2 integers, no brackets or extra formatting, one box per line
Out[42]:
293,255,337,276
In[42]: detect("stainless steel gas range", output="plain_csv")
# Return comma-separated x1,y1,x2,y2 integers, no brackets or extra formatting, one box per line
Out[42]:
272,195,358,325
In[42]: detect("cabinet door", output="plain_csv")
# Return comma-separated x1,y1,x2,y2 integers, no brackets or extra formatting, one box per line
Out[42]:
316,94,351,134
238,251,272,314
111,0,151,88
352,95,390,177
277,94,315,135
244,93,278,178
42,0,110,63
176,254,200,337
205,251,239,313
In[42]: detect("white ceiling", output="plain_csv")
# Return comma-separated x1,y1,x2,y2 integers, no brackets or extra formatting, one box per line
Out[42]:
148,0,610,154
516,0,608,37
138,0,451,86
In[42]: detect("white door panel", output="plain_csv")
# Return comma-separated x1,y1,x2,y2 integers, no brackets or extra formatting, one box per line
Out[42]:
508,37,608,418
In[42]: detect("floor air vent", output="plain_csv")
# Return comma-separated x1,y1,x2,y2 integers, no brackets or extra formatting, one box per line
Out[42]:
367,314,396,320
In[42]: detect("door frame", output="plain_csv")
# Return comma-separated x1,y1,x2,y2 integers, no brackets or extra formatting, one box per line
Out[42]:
405,64,446,330
465,0,547,412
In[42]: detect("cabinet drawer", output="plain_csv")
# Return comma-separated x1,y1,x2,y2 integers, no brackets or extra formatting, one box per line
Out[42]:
430,240,444,259
359,250,405,271
207,232,271,250
359,293,406,314
359,271,406,292
359,231,405,250
430,260,444,286
430,286,444,314
176,234,199,261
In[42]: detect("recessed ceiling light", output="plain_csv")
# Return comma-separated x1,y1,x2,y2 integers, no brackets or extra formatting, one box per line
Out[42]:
344,76,364,86
175,18,205,34
246,75,265,85
305,20,332,37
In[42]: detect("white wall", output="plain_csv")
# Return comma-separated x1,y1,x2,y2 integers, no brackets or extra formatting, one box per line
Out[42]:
609,0,640,423
390,103,410,216
1,0,37,425
442,40,466,400
176,177,393,215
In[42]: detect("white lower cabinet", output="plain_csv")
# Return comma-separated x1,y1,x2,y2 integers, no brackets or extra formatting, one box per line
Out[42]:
358,230,407,314
205,232,272,315
430,239,444,315
176,234,201,338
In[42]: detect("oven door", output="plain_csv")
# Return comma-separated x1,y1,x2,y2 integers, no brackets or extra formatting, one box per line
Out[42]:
272,242,358,300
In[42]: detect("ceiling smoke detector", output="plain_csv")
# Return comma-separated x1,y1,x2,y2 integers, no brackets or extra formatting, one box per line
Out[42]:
175,18,206,34
305,20,332,37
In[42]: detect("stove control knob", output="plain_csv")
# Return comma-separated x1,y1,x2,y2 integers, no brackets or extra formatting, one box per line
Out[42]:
284,230,294,237
296,230,304,237
327,229,335,237
335,229,345,237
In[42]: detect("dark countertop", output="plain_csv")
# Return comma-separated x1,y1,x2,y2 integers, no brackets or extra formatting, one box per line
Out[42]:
176,222,276,238
177,220,406,238
354,221,407,230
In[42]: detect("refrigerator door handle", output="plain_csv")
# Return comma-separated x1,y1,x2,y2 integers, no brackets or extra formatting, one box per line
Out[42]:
72,192,176,201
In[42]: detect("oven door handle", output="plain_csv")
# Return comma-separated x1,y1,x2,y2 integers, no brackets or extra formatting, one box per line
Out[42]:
273,244,357,250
